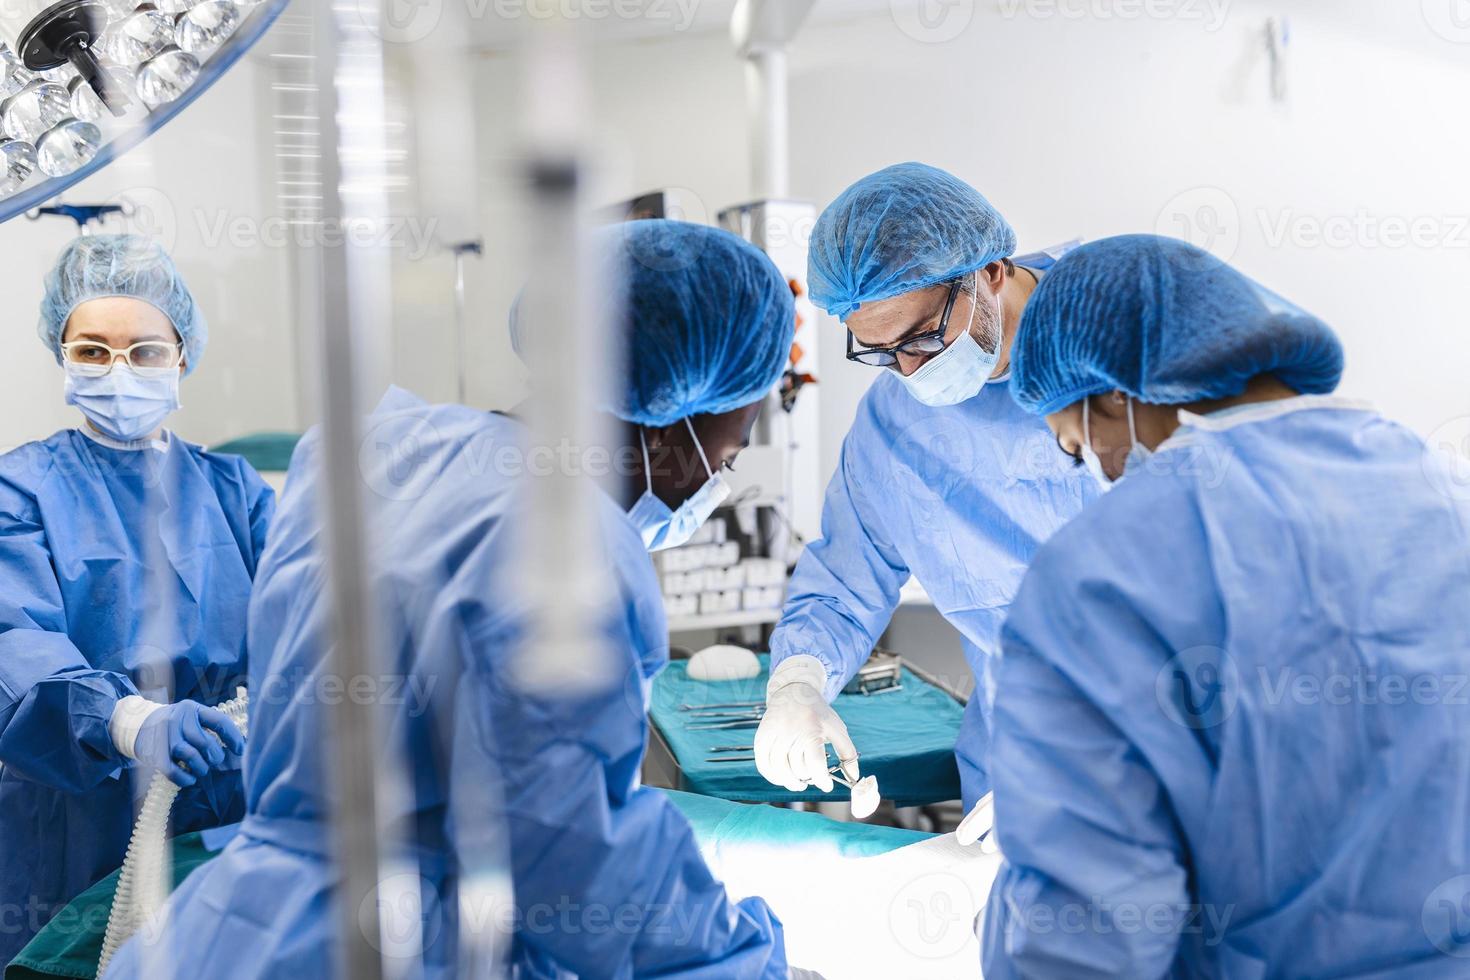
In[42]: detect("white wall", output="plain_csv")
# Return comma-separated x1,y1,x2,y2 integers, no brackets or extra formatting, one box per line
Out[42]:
0,54,296,452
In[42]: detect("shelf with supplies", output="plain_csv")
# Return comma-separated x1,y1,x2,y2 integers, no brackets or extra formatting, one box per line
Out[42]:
666,607,784,633
656,503,791,634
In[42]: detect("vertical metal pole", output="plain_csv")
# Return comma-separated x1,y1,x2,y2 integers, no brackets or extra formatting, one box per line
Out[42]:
512,20,617,695
449,239,483,405
310,2,389,977
744,47,788,200
454,251,467,404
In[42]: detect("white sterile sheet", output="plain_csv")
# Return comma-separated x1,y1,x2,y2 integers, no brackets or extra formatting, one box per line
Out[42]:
702,831,1003,979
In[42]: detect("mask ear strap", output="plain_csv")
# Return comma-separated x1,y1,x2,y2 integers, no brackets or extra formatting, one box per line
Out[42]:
1126,396,1140,448
1082,396,1093,452
964,270,981,341
639,427,655,493
684,417,714,477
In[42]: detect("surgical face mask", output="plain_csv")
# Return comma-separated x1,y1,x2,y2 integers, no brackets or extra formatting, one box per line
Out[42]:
1080,397,1112,490
1122,397,1153,476
1081,395,1151,489
64,362,181,444
626,418,732,552
897,281,1003,408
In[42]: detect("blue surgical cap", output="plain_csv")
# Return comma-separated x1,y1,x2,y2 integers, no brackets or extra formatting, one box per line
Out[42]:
808,162,1017,320
39,234,207,376
1011,234,1344,416
510,219,794,427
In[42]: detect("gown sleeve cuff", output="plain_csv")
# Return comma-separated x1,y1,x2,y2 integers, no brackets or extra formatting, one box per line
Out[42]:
765,654,830,697
109,695,164,760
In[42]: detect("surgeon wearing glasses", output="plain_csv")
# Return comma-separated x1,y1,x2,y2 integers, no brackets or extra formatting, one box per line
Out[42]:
0,235,273,963
755,163,1098,824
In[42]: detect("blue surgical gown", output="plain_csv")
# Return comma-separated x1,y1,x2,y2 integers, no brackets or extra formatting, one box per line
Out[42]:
770,246,1098,807
0,430,273,964
982,397,1470,978
105,389,787,979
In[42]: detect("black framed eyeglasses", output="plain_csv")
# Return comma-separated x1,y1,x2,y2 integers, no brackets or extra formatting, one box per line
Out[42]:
845,278,962,368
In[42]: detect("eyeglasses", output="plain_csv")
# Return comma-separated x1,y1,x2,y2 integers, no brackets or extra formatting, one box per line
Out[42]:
60,341,183,374
846,278,963,368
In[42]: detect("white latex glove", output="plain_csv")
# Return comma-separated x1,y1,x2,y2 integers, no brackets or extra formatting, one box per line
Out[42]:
755,655,859,793
956,792,1000,853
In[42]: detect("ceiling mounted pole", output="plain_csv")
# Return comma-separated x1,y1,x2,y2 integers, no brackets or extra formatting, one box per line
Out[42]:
730,0,815,200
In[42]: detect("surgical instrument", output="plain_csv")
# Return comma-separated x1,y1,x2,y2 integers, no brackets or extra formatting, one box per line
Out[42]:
688,719,763,731
679,700,765,711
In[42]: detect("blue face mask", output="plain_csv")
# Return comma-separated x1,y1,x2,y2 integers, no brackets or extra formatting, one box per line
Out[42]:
897,282,1003,407
627,418,732,552
64,363,181,444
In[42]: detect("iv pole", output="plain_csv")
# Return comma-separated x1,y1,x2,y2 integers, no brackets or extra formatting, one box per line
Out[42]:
447,238,484,404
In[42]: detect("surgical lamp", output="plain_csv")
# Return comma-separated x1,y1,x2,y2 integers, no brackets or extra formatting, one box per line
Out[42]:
0,0,285,214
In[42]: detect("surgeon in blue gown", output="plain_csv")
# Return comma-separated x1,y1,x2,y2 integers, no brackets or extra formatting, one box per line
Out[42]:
982,233,1470,977
755,163,1098,809
0,235,272,963
104,220,795,979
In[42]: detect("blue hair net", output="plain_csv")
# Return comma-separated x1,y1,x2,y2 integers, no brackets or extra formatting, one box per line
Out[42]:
39,234,207,376
1011,234,1344,416
510,220,794,426
808,162,1017,320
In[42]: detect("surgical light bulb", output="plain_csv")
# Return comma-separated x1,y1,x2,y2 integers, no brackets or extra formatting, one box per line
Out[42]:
157,0,206,12
0,45,34,99
0,138,37,196
99,0,144,21
69,68,131,123
2,80,69,142
176,1,242,57
36,119,101,177
101,9,175,67
135,48,199,108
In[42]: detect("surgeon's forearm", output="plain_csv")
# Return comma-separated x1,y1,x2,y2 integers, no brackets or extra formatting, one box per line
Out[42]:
771,532,904,699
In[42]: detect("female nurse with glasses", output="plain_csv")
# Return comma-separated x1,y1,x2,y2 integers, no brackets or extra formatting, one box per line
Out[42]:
0,234,274,963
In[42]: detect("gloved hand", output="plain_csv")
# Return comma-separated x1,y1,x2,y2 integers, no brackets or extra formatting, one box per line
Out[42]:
956,792,1000,853
755,655,860,793
131,700,245,788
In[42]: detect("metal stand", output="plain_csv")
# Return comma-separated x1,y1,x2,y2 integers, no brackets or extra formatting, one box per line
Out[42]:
447,239,483,404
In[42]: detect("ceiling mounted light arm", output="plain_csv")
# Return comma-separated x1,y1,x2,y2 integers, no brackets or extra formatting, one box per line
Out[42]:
4,1,129,115
0,0,290,226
